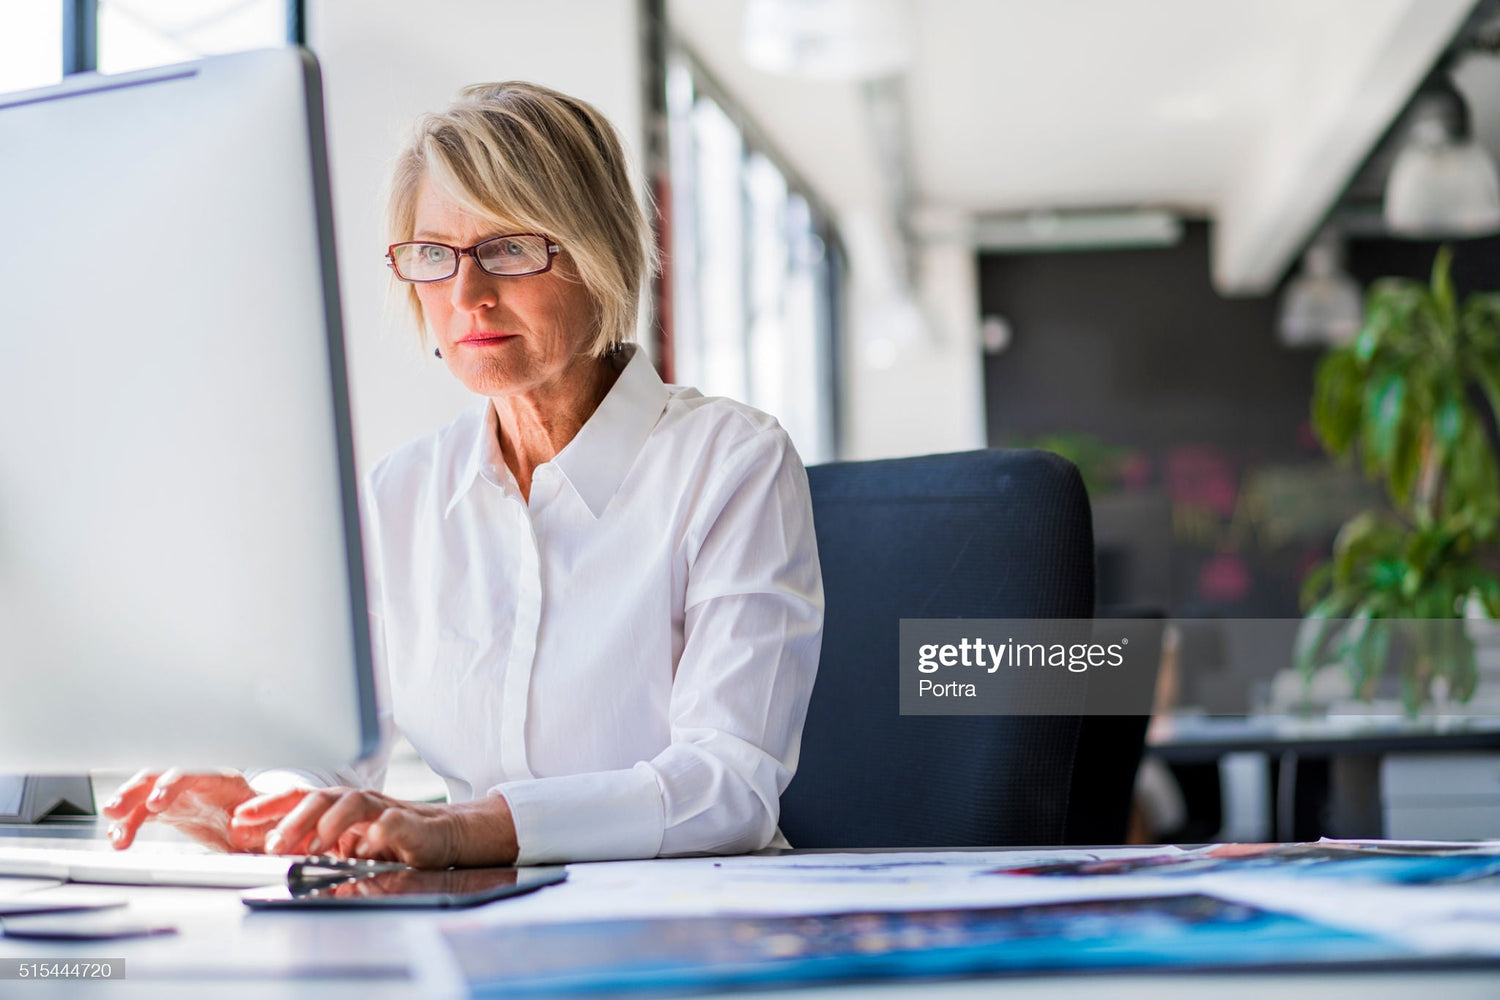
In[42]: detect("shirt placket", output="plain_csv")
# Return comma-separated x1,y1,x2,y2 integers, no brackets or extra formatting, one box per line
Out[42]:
500,496,542,781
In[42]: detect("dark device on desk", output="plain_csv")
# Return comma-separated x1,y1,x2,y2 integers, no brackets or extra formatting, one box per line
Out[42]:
241,862,567,910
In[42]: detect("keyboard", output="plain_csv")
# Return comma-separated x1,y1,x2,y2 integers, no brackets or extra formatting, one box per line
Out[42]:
0,843,300,889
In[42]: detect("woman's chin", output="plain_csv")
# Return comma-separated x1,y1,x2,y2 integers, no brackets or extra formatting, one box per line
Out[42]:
452,359,532,399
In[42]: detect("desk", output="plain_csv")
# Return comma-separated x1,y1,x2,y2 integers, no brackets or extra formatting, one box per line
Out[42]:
3,833,1500,998
1149,714,1500,842
1149,713,1500,762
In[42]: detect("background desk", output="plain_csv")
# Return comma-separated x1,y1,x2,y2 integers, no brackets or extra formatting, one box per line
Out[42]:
1149,714,1500,842
3,833,1500,998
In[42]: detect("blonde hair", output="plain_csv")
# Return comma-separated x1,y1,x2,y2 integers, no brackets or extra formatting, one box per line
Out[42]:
385,82,655,356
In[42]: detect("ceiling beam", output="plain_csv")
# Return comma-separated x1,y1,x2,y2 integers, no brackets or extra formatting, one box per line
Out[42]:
1211,0,1479,296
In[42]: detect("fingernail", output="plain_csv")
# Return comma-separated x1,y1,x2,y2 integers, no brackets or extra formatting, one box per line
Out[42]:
105,797,122,811
107,824,122,841
306,837,322,855
264,832,283,853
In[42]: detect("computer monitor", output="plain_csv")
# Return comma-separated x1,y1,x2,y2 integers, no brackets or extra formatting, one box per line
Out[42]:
0,48,378,773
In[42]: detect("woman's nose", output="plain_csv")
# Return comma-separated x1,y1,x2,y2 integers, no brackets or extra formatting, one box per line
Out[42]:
450,254,498,312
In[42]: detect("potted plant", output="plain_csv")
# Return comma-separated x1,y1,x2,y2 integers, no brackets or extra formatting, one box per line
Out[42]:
1297,247,1500,714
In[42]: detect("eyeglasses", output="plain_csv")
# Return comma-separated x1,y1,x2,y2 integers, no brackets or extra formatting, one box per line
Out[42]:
385,233,560,282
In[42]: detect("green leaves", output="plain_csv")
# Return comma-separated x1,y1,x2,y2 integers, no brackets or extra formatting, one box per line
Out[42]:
1431,245,1457,336
1298,505,1500,715
1312,350,1363,456
1304,246,1500,712
1360,372,1405,468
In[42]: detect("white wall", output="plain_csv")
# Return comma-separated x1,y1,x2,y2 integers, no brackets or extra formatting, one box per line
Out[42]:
840,212,987,461
308,0,645,472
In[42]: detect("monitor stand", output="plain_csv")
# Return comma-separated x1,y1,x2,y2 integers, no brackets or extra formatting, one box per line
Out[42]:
0,775,95,823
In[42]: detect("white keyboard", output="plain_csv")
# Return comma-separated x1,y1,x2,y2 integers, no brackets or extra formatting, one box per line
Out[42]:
0,844,298,888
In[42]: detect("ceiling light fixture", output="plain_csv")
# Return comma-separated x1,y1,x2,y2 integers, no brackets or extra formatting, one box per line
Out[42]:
1383,80,1500,237
741,0,910,80
966,210,1183,253
1277,229,1362,348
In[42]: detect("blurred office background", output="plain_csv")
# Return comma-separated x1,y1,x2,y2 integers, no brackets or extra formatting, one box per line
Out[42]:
7,0,1500,840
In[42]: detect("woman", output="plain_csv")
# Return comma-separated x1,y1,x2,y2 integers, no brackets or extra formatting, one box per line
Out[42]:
102,82,823,867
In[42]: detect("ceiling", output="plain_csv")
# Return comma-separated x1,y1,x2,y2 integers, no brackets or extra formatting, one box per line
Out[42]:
667,0,1485,295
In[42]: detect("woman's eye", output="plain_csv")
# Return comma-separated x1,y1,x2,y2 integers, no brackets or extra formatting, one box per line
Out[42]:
422,245,451,263
502,240,524,256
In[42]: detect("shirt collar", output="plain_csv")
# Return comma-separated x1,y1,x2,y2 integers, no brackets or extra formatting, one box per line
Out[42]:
444,344,670,519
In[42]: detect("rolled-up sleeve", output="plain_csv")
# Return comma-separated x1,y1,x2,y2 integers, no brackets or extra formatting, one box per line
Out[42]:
495,427,823,864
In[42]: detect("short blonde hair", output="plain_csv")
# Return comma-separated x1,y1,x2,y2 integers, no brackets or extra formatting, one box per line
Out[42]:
385,82,654,356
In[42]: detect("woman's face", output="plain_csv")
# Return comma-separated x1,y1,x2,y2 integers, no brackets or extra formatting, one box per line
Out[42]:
410,174,599,400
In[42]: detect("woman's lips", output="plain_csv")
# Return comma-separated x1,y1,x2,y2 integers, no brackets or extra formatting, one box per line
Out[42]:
458,333,516,346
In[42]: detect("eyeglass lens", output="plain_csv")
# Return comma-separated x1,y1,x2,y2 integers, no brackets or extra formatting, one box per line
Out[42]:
391,235,551,281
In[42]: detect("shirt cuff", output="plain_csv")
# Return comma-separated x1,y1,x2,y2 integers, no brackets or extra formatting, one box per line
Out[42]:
493,763,665,865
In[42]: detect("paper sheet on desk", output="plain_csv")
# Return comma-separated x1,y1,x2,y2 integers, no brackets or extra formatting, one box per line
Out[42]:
418,881,1409,997
1201,879,1500,956
415,847,1471,997
978,838,1500,957
1175,839,1500,957
438,848,1191,928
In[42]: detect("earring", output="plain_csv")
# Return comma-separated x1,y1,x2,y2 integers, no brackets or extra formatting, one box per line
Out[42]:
434,347,442,359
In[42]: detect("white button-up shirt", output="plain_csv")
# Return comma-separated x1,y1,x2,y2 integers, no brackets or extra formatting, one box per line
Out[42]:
269,346,823,865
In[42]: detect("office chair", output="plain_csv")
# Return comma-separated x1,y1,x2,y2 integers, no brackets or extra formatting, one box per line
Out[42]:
780,448,1151,848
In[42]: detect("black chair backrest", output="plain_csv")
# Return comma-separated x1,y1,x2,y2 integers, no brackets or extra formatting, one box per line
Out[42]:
781,448,1140,848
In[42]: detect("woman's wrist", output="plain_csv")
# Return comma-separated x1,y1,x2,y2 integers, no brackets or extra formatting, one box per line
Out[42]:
448,794,520,867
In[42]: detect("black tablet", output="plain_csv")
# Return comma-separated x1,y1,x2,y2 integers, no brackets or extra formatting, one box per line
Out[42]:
241,865,567,910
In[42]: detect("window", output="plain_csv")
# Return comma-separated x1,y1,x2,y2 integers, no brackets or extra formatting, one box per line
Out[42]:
1,1,298,92
665,51,841,464
0,0,64,95
99,0,289,74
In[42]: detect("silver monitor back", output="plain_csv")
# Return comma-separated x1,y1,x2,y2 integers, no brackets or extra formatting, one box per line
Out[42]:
0,49,378,772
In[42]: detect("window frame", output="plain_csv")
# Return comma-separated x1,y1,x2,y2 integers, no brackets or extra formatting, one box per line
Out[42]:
61,0,303,77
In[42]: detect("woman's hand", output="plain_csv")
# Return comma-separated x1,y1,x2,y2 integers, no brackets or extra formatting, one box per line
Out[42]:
100,769,285,853
233,788,519,869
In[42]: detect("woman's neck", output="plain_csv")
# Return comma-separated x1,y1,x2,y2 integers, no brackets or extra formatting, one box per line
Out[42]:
491,354,621,501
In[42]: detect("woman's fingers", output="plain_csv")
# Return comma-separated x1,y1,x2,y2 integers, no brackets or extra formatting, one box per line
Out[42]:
106,803,150,850
225,814,279,853
312,793,389,856
142,767,188,814
355,810,448,868
104,769,162,849
331,823,370,859
228,792,297,853
232,789,307,825
100,770,160,820
105,771,258,853
263,788,365,855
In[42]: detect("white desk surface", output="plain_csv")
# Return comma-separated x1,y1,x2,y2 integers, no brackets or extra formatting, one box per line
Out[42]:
2,834,1499,999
